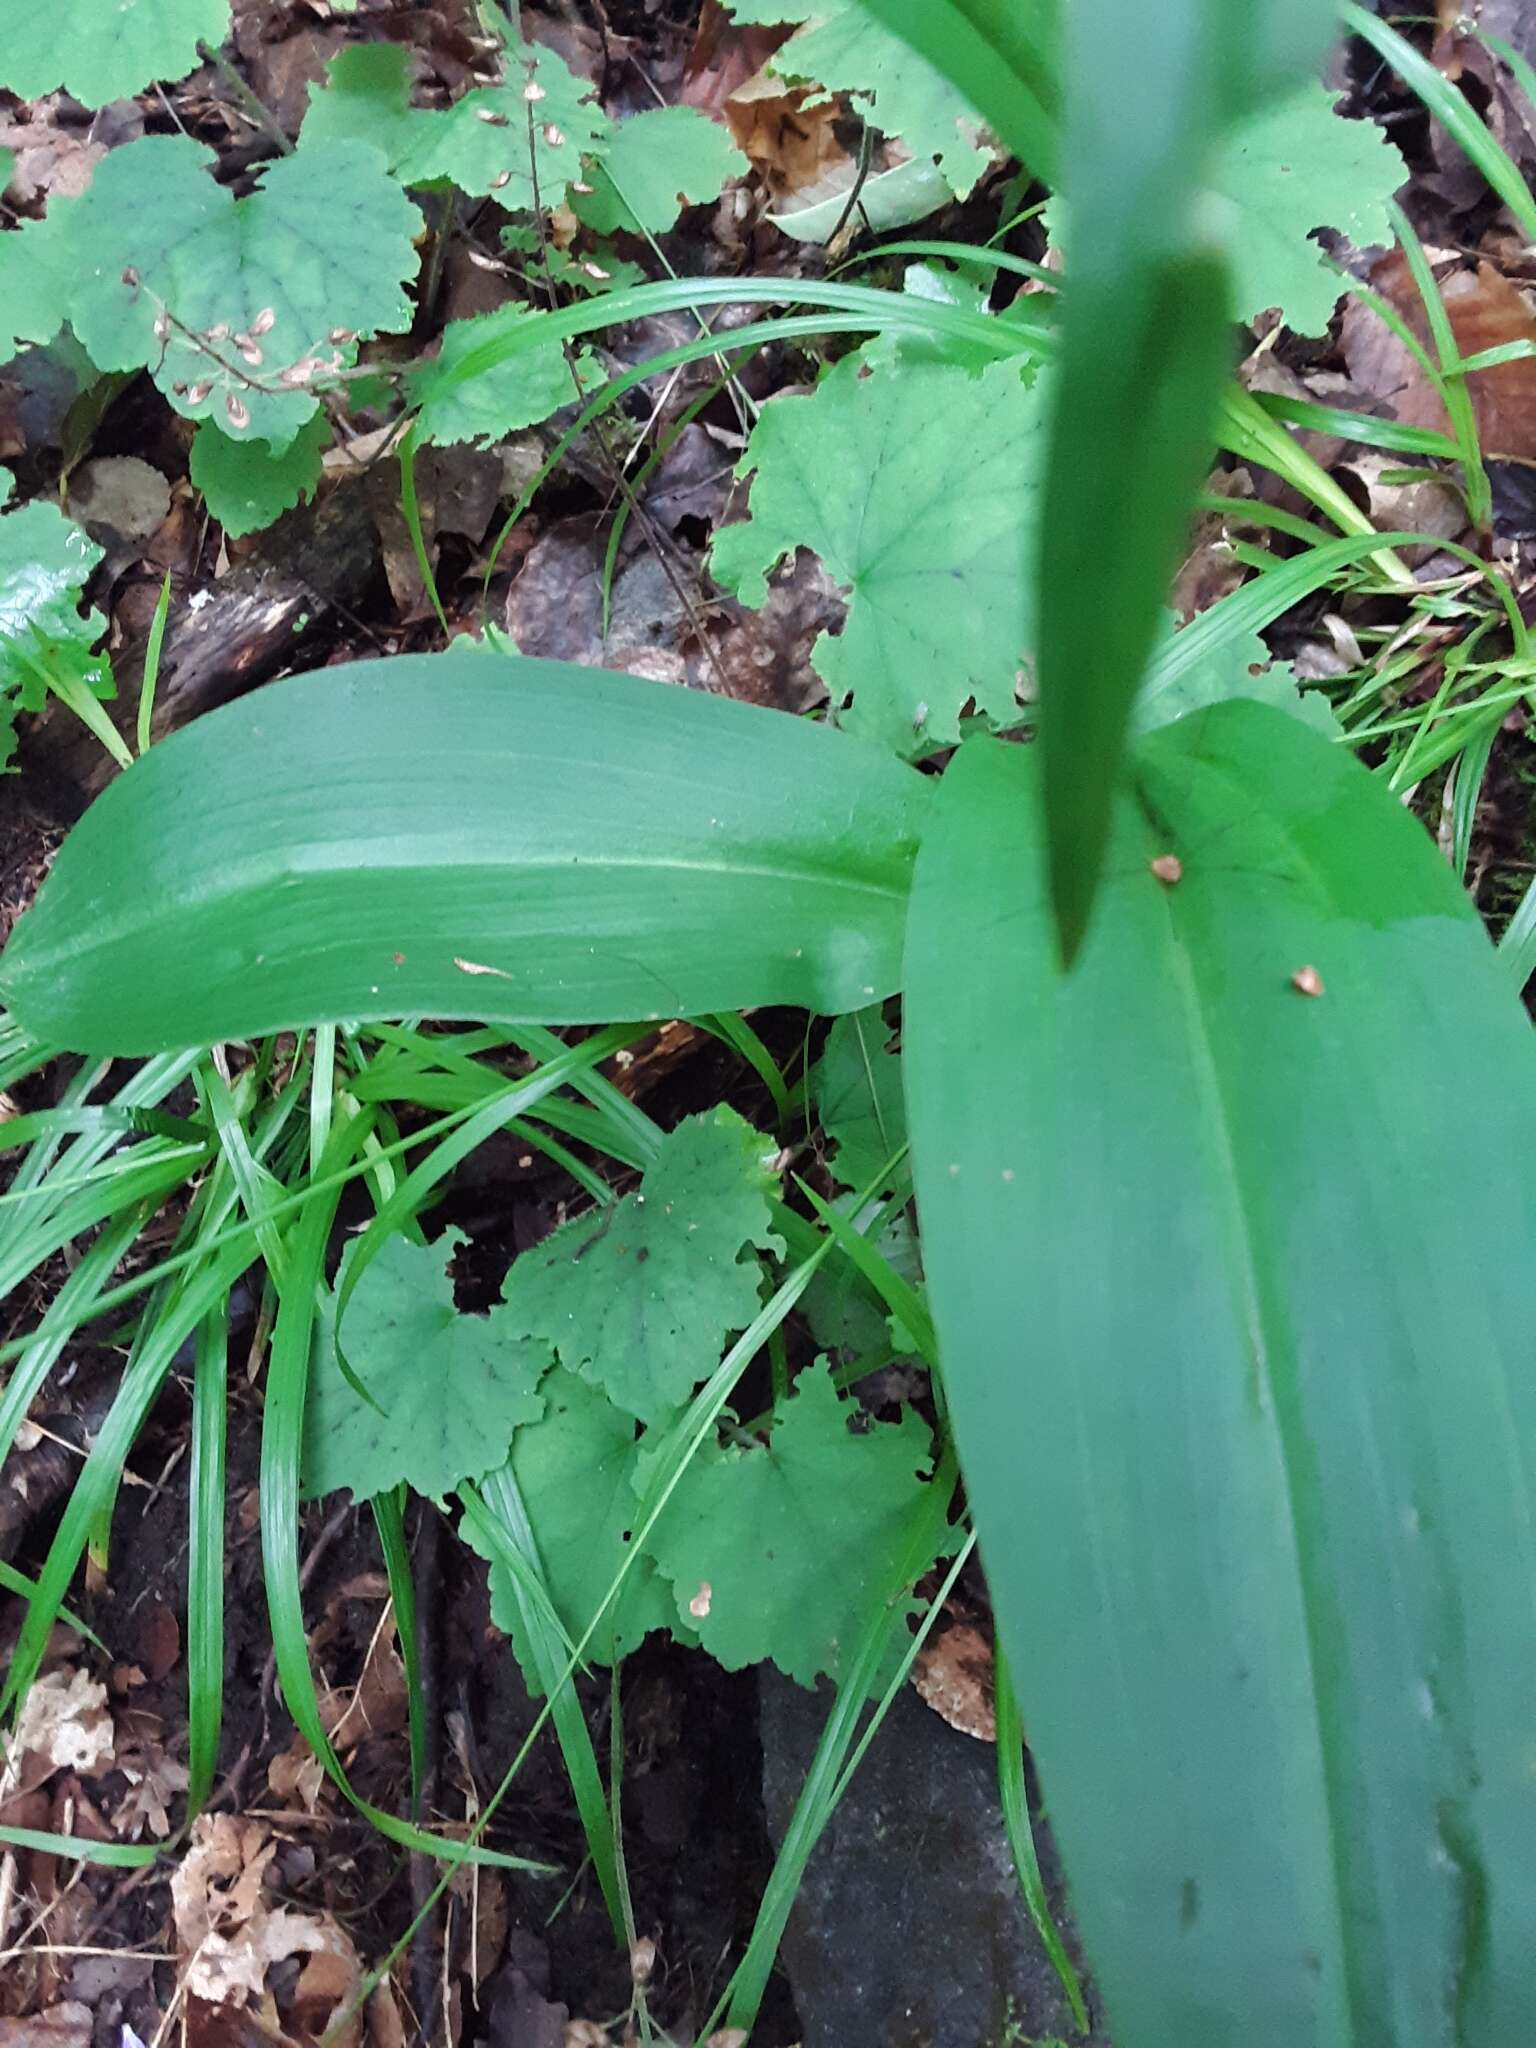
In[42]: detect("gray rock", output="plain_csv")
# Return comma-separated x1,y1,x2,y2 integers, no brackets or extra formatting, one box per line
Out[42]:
759,1669,1111,2048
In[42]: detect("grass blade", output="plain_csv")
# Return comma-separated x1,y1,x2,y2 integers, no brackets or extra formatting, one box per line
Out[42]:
185,1305,227,1814
136,570,171,758
993,1643,1088,2033
259,1111,551,1871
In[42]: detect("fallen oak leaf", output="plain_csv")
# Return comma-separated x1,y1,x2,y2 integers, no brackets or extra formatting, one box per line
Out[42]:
1342,248,1536,461
8,1668,114,1781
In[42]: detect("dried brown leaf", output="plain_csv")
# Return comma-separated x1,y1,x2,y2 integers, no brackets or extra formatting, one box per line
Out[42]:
0,2001,94,2048
911,1621,997,1742
9,1670,115,1781
1342,250,1536,461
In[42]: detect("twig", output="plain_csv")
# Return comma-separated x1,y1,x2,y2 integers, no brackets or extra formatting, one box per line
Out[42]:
826,123,876,260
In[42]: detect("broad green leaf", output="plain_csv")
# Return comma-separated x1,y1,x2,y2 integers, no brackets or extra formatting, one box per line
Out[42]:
1133,617,1339,738
465,1369,675,1673
646,1361,939,1686
300,43,419,165
410,306,579,449
304,35,620,215
0,469,111,770
711,347,1046,753
0,647,930,1054
391,37,607,207
1046,87,1406,339
1215,87,1405,334
500,1107,783,1424
812,1007,905,1190
898,257,991,315
574,106,746,236
0,214,70,365
303,1231,546,1505
725,0,995,196
850,0,1060,181
499,224,646,297
58,136,421,451
0,0,228,106
770,157,954,243
905,706,1536,2046
801,1199,919,1357
189,415,329,537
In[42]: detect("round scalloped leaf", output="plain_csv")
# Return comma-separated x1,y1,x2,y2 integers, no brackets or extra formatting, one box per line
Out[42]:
302,1231,547,1505
465,1370,676,1675
711,347,1047,754
0,0,229,107
1214,86,1407,336
190,414,330,537
812,1006,906,1192
574,106,746,236
1134,616,1340,738
392,37,608,205
723,0,991,197
409,304,578,448
500,1106,784,1423
303,35,606,208
300,43,418,165
646,1362,940,1688
62,136,421,452
0,212,70,367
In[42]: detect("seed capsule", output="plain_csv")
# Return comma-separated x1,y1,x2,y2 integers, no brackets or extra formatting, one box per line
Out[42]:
1291,965,1325,997
225,393,251,430
1150,854,1183,885
249,306,276,336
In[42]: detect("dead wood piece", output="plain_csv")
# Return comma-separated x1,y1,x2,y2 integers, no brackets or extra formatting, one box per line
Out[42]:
19,479,382,807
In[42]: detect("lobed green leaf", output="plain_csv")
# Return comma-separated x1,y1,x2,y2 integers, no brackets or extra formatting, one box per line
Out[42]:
500,1106,783,1424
